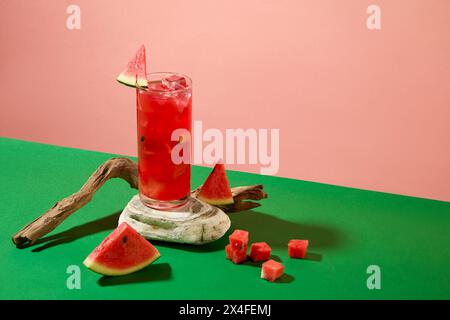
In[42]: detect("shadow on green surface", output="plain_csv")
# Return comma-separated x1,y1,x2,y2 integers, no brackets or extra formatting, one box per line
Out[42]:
151,210,343,254
240,254,282,268
275,273,295,284
28,209,343,257
305,252,322,262
269,254,282,263
230,210,345,250
97,263,172,287
152,235,229,253
31,211,121,252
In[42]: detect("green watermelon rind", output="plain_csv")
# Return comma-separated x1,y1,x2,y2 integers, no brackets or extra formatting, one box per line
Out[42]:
83,252,160,276
197,193,234,206
116,73,148,88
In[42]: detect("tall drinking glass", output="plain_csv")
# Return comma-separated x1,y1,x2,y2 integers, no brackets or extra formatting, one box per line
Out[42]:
136,72,192,210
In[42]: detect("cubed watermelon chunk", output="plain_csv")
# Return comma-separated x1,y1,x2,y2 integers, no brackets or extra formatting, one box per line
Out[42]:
249,242,271,262
225,244,247,264
231,248,247,264
288,239,309,259
229,229,249,250
261,259,284,282
225,244,233,260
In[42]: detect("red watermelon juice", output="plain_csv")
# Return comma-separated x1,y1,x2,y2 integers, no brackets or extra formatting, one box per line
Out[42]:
136,73,192,210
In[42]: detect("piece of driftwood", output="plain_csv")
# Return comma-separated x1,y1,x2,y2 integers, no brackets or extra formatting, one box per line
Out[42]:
12,157,267,248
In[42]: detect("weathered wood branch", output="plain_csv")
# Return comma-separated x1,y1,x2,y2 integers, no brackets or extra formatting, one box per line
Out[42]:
12,158,267,248
12,158,138,249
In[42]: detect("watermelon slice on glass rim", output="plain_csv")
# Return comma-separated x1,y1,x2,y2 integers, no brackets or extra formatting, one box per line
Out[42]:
116,44,148,88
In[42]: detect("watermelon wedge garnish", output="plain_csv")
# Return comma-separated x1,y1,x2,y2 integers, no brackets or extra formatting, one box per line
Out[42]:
83,222,160,276
197,164,234,206
116,44,148,88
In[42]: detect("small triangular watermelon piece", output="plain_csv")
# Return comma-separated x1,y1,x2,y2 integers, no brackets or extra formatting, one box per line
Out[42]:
116,44,148,88
83,222,160,276
197,164,234,205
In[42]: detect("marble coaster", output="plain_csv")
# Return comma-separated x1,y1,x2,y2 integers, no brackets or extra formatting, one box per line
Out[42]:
119,195,231,245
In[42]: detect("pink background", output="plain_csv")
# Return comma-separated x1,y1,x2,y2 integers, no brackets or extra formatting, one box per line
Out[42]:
1,0,449,201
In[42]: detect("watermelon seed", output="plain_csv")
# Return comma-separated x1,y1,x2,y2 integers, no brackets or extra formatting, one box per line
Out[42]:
141,136,145,142
122,236,128,243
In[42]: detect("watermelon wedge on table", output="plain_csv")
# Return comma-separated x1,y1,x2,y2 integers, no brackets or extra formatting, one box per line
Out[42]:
83,222,160,276
116,44,148,88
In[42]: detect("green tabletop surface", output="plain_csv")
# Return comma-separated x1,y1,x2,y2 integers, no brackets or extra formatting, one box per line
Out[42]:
0,137,449,299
